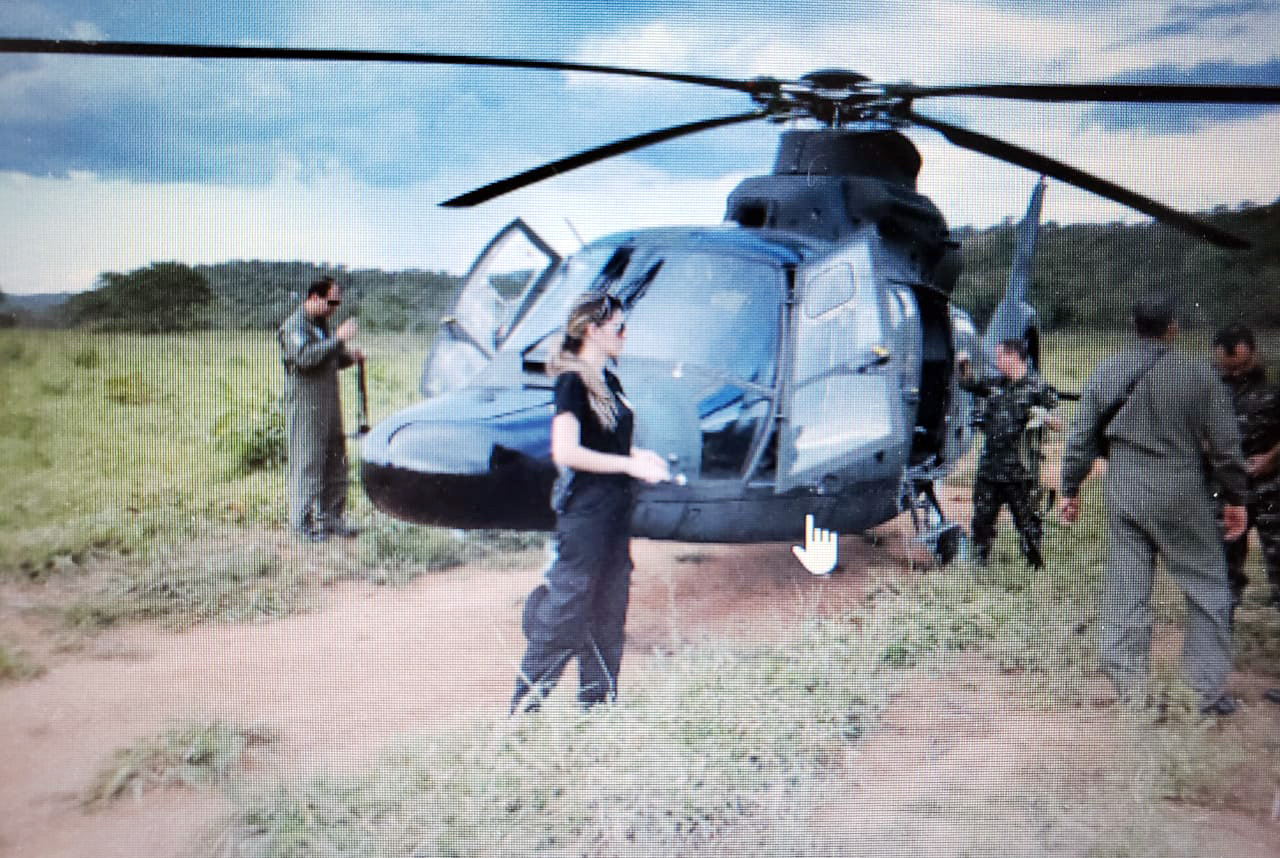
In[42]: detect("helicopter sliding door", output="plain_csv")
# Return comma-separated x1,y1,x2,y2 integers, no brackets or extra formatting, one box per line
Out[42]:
776,237,904,494
420,219,560,397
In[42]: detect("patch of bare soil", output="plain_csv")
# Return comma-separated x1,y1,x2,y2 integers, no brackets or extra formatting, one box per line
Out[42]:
808,655,1280,857
0,524,910,858
0,508,1276,857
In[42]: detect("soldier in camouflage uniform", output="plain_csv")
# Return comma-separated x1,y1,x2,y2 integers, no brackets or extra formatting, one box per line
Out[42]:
958,337,1059,568
1059,290,1246,715
1212,324,1280,610
278,277,364,542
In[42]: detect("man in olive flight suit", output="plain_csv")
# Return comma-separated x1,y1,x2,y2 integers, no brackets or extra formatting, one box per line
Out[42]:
1058,289,1246,715
278,277,363,542
1212,324,1280,611
958,337,1059,568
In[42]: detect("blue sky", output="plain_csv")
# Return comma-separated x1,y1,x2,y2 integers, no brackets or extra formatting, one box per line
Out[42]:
1,0,1278,293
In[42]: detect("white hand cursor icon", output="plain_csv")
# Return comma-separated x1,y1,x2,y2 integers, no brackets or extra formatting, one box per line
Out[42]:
792,514,838,575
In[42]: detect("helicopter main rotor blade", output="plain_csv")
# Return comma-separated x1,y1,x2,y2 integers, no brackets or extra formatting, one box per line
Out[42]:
0,37,761,94
906,109,1249,249
441,110,767,207
898,82,1280,105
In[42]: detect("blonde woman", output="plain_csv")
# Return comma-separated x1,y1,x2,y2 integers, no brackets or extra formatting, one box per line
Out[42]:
511,291,669,712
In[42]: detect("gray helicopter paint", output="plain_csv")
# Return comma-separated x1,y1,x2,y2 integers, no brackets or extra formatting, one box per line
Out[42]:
778,227,908,494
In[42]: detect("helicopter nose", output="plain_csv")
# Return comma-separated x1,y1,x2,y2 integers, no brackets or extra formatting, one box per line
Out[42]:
359,392,558,530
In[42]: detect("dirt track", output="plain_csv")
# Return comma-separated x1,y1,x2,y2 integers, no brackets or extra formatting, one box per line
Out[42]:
0,522,913,858
1,504,1278,857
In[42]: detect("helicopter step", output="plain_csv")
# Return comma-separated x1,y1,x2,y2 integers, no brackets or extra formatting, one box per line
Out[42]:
900,472,963,567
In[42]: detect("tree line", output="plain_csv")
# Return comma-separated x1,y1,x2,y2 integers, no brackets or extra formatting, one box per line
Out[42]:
46,260,463,334
954,199,1280,331
10,198,1280,334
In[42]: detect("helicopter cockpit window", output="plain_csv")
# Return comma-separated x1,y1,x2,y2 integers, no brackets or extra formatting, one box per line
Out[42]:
621,253,782,480
505,246,619,361
621,252,780,385
508,246,784,479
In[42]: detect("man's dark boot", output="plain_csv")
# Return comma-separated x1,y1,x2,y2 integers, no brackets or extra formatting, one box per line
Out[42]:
1199,695,1238,717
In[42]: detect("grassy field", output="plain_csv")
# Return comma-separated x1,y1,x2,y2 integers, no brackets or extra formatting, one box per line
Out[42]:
213,511,1280,857
0,328,434,576
2,328,1278,855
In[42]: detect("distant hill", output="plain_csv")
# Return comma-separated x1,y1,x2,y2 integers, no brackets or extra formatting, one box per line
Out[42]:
14,199,1280,334
954,199,1280,331
5,292,74,311
0,292,74,326
17,262,464,334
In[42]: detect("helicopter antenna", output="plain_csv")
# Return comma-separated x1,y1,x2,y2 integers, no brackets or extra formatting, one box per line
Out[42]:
563,218,586,249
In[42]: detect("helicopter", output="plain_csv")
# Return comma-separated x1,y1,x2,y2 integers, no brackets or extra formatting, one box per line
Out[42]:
2,39,1276,558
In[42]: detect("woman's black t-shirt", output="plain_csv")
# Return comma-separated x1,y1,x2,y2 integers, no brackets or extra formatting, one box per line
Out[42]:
553,369,634,503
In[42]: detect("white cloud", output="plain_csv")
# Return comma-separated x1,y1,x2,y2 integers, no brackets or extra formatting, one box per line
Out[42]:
0,155,747,294
916,109,1280,229
3,1,1277,296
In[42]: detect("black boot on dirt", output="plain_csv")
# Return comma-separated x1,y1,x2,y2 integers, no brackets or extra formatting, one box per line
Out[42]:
1199,695,1239,717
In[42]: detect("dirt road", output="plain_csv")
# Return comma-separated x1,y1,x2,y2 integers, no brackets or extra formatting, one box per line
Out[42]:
0,525,910,858
1,506,1277,857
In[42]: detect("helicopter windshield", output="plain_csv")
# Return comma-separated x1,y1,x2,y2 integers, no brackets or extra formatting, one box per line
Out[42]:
510,244,783,387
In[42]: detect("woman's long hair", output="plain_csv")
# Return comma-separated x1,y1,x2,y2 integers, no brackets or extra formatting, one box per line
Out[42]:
548,291,623,430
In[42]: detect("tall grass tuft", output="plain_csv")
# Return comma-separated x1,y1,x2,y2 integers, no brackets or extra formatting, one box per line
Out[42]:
214,399,287,474
0,640,43,683
85,721,275,806
62,544,311,631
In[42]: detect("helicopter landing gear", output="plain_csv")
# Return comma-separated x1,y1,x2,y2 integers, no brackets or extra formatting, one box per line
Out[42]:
901,479,963,568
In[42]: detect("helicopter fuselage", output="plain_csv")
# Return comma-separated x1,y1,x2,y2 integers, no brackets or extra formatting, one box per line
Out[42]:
360,217,979,542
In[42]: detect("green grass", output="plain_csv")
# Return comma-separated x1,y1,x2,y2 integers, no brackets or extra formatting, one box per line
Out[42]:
214,474,1276,857
85,721,275,806
0,639,42,683
0,329,427,576
61,542,314,631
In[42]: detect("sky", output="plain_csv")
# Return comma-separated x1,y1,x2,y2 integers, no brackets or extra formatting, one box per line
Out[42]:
0,0,1278,294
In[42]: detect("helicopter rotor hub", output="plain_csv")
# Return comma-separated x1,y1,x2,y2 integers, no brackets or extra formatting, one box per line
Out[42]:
751,71,913,127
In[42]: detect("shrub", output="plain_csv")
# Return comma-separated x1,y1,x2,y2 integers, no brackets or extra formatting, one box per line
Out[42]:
105,373,151,405
0,641,42,683
214,401,287,473
71,345,100,369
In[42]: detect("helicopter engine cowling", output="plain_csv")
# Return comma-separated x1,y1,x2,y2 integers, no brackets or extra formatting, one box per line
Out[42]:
725,129,952,286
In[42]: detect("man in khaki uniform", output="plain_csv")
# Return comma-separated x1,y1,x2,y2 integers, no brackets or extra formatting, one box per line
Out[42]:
1058,289,1246,715
278,277,363,541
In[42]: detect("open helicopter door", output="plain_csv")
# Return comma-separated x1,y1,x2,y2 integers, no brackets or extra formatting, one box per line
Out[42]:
420,218,560,397
776,237,905,498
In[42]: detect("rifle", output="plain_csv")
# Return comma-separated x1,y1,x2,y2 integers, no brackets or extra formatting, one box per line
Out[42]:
349,358,371,438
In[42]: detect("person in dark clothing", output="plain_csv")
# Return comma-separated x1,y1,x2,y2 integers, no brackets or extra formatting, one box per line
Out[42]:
1059,289,1246,715
957,337,1059,567
1212,324,1280,611
277,277,363,542
510,292,669,712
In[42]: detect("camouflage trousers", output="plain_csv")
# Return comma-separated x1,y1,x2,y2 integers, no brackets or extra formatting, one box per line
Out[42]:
971,474,1043,566
1224,487,1280,604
